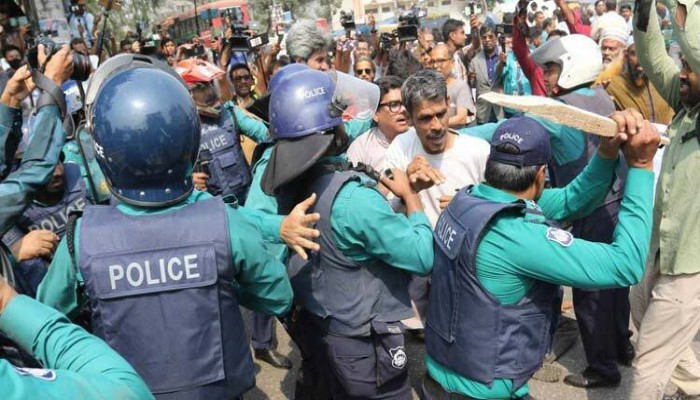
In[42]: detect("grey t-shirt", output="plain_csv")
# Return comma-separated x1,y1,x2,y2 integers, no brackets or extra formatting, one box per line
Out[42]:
447,80,476,129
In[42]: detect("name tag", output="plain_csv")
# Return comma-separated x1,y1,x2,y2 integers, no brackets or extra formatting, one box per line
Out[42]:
91,244,217,299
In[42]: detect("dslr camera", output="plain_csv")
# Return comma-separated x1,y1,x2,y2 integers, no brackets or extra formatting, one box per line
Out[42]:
339,10,356,31
26,37,91,81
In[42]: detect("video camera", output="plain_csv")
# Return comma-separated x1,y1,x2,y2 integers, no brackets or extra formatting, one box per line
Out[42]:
221,8,269,52
495,24,513,51
339,10,356,31
26,36,91,81
397,6,426,42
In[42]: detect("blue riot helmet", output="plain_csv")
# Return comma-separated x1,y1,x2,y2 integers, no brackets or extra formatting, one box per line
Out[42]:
261,68,379,195
85,54,200,207
245,63,309,122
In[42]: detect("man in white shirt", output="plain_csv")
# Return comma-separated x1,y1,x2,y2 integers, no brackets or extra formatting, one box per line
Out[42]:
384,70,490,227
384,70,490,333
347,75,411,171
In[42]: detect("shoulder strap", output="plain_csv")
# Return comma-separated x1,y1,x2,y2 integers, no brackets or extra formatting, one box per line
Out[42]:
66,210,83,274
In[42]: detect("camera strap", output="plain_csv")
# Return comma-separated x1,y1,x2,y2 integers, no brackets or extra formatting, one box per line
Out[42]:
31,69,67,119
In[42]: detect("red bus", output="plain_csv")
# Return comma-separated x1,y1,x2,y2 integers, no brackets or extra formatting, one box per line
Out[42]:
159,0,251,45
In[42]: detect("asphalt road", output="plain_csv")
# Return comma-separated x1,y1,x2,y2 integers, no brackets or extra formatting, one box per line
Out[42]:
243,290,700,400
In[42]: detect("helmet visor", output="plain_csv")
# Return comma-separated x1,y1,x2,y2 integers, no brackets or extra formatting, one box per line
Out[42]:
327,70,380,121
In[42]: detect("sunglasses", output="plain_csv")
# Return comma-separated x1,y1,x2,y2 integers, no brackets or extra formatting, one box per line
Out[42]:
355,68,373,75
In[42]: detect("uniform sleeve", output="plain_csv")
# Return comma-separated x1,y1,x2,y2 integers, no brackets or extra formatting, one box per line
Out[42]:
0,106,65,236
537,153,618,221
235,205,284,243
486,167,654,289
0,103,22,177
37,232,83,317
458,121,501,142
344,119,374,142
633,2,682,109
226,208,293,315
331,182,434,276
232,106,269,143
0,295,153,400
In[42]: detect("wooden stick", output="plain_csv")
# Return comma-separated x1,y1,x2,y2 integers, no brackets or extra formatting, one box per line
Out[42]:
480,92,670,146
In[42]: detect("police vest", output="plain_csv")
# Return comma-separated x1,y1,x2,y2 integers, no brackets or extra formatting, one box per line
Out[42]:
550,88,627,243
199,106,252,204
285,169,413,337
78,197,254,399
19,163,89,238
425,189,559,388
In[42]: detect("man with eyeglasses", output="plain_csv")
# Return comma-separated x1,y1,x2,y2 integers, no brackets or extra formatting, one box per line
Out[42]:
230,63,257,109
348,76,410,172
430,43,476,129
469,23,505,124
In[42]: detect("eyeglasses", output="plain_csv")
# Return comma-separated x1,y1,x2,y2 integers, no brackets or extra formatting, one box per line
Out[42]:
232,75,252,83
355,68,373,75
379,100,404,113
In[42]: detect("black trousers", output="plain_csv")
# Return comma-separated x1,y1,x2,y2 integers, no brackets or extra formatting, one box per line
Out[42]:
572,287,631,379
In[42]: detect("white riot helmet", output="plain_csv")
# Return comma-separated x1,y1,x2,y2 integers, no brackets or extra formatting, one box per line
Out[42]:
531,34,603,90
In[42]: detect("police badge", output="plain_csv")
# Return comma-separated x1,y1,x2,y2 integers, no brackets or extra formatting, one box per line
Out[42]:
546,227,574,247
390,346,407,369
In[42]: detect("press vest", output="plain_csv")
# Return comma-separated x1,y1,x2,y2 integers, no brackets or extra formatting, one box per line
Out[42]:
552,88,627,243
285,168,413,337
200,106,252,204
78,197,254,399
425,190,559,388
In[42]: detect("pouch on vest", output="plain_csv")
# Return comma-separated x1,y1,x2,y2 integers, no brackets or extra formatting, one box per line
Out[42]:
89,244,226,393
371,320,408,387
323,333,379,398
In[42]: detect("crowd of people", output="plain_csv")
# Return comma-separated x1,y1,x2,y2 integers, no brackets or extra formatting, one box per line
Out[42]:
0,0,698,399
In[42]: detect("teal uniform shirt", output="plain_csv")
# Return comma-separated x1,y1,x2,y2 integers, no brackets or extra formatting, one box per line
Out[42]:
0,103,22,178
0,295,153,400
426,155,655,399
460,88,597,167
37,190,293,318
62,128,110,204
230,103,269,143
0,105,65,236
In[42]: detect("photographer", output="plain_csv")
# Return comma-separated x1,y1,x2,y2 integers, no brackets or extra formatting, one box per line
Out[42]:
67,0,95,49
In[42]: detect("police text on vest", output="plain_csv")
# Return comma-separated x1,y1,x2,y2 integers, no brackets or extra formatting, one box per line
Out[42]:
108,255,200,290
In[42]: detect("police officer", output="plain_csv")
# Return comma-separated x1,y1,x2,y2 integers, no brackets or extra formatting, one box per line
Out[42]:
262,67,433,399
3,157,91,297
0,274,153,399
463,34,637,385
423,113,659,400
181,61,267,205
36,54,318,399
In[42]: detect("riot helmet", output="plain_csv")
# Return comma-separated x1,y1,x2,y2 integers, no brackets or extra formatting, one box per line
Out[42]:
85,54,201,207
261,68,379,195
530,34,603,90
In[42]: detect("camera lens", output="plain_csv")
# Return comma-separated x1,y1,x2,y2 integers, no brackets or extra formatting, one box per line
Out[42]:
71,52,92,81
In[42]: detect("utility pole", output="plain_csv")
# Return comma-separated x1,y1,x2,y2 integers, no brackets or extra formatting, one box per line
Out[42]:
193,0,200,35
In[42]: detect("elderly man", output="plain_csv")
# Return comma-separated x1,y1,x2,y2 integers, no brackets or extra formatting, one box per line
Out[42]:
285,20,330,71
606,38,674,124
600,27,629,64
